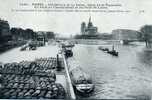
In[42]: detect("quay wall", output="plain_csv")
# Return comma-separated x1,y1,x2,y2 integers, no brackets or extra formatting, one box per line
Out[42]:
62,53,76,100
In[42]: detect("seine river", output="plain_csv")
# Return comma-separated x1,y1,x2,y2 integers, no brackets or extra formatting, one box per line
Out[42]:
68,41,152,99
0,41,152,99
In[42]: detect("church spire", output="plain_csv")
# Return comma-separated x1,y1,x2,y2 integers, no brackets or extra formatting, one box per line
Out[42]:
88,16,93,28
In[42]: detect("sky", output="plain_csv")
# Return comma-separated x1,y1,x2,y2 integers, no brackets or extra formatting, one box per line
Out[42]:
0,0,152,37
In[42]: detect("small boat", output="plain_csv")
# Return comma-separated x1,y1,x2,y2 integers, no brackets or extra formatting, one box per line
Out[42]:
20,47,26,51
30,46,37,50
70,67,94,94
20,45,28,51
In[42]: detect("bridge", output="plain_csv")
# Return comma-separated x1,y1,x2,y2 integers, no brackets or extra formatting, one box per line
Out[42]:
66,39,140,45
119,39,139,44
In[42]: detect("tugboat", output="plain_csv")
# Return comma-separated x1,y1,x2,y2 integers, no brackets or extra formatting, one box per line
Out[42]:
107,45,118,56
70,67,94,94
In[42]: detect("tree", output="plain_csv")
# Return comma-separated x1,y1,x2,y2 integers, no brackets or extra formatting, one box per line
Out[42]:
140,25,152,48
11,28,37,40
25,28,36,40
11,28,24,40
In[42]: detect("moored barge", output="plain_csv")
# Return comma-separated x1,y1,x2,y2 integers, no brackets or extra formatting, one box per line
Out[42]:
70,67,94,94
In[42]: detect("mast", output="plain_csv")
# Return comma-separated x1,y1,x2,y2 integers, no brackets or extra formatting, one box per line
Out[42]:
89,16,91,23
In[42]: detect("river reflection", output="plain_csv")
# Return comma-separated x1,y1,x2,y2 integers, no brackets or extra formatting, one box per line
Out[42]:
68,42,152,99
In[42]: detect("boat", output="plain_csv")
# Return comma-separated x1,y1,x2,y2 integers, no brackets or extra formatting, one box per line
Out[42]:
61,44,75,48
107,50,118,56
31,46,37,50
107,45,118,56
62,45,73,58
70,67,94,94
61,41,75,48
98,46,109,52
64,49,73,58
99,45,118,56
20,45,28,51
20,46,26,51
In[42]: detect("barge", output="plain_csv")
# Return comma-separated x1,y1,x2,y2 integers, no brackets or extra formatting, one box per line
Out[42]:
64,49,73,58
99,45,119,56
61,42,75,48
70,67,94,94
107,50,118,56
61,43,74,58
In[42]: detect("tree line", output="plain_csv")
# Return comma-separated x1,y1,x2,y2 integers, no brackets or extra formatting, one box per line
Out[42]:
10,28,55,41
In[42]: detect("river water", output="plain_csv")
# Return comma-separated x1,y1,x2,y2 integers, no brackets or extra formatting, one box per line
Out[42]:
68,41,152,99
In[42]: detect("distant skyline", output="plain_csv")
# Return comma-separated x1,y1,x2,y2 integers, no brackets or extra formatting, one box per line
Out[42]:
0,0,152,37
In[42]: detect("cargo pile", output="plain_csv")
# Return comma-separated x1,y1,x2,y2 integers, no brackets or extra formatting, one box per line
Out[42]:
35,57,63,71
35,57,59,70
0,58,65,99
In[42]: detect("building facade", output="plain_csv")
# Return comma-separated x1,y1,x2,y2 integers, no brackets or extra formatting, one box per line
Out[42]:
112,29,140,40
